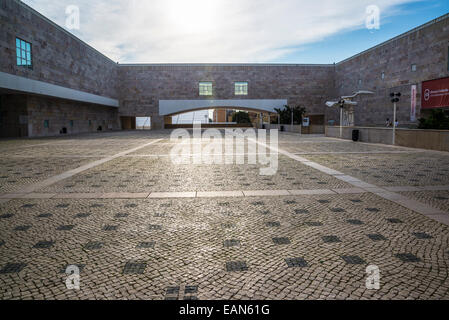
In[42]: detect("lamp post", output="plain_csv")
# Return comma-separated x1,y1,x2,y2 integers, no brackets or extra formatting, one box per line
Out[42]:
390,92,401,145
339,100,345,138
291,108,294,132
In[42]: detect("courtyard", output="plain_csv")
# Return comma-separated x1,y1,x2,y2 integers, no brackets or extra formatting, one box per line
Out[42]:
0,130,448,300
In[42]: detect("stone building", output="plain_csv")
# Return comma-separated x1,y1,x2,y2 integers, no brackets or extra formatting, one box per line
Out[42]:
0,0,448,137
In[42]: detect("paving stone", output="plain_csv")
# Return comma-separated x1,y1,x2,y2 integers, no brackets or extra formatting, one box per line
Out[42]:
367,234,387,241
387,218,403,224
185,286,198,294
266,221,281,228
395,253,421,263
14,225,31,231
75,213,91,218
57,225,75,231
115,213,129,218
123,261,147,274
137,242,155,249
305,221,323,227
341,256,366,265
33,241,55,249
37,213,53,218
347,219,364,225
272,237,291,245
103,225,118,231
223,239,240,248
413,232,433,239
84,242,103,250
285,257,308,268
226,261,249,272
166,286,180,295
0,263,27,274
322,235,342,243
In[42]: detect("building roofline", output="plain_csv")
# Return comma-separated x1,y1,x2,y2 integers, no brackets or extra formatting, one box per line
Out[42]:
118,63,335,67
14,0,449,68
336,12,449,65
15,0,117,65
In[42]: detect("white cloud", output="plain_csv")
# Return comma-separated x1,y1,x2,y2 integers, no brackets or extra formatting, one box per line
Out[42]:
22,0,418,63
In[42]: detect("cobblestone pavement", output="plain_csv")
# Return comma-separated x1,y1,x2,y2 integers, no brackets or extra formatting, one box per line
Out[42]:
0,131,448,300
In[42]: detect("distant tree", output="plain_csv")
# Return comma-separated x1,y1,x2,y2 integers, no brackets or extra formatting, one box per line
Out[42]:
418,110,449,130
274,105,306,125
232,111,251,124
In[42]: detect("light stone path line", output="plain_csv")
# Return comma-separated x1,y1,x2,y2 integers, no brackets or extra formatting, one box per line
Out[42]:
2,149,423,159
253,138,449,226
7,139,163,197
0,188,358,200
1,185,448,200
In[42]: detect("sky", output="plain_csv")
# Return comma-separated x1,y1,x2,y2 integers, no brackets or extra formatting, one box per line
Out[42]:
22,0,449,64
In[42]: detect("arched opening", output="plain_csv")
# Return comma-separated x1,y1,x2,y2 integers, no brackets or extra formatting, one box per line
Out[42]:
159,99,287,129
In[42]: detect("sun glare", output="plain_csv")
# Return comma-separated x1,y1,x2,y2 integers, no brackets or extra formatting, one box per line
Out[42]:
167,0,219,34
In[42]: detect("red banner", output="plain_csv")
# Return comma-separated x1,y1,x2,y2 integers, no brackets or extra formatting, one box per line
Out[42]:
421,77,449,109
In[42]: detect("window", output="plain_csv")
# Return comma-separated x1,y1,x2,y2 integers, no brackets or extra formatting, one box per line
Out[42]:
44,120,49,128
447,46,449,72
411,64,417,72
70,120,74,127
381,72,385,80
16,38,32,68
235,82,248,95
199,82,213,96
358,79,362,86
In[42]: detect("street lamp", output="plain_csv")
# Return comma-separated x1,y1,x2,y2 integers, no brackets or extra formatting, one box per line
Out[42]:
326,91,374,139
390,92,401,145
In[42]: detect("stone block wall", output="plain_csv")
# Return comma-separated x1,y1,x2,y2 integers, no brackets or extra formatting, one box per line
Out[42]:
26,95,120,137
331,14,449,127
0,0,118,99
119,64,336,129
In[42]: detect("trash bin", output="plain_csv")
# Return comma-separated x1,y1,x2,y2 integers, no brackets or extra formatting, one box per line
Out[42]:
280,125,285,132
352,129,360,142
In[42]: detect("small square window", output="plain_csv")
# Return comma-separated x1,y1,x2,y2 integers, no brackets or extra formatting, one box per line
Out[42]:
16,37,32,69
235,82,248,95
411,64,417,72
199,82,213,96
381,72,385,80
44,120,49,128
358,79,362,85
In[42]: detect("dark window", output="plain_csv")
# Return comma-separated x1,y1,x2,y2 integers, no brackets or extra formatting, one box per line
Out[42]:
44,120,49,128
447,46,449,72
16,38,32,68
70,120,74,127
